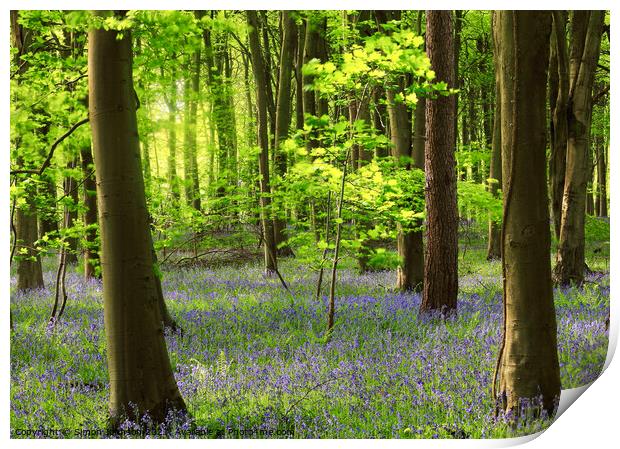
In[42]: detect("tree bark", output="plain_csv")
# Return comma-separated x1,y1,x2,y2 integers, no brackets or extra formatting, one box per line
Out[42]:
494,10,560,417
487,12,502,261
273,11,297,257
596,137,607,216
182,50,201,211
80,143,99,279
247,11,278,275
63,156,80,265
549,11,569,240
165,65,181,202
420,11,458,315
554,11,604,286
88,15,185,426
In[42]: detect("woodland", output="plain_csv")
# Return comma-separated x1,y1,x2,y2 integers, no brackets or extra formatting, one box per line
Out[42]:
9,10,610,439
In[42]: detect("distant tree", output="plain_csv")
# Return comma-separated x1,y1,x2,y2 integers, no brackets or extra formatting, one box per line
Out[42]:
420,11,458,315
11,10,44,291
493,10,561,417
88,11,185,426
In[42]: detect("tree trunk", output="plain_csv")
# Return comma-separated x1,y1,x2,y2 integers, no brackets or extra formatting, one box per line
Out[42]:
494,10,560,417
165,66,180,202
182,50,201,211
549,11,569,240
80,144,99,279
554,11,604,286
420,11,458,315
202,19,237,194
386,87,424,292
39,174,59,237
63,156,80,265
88,15,185,426
12,11,44,292
487,12,502,261
15,199,44,291
273,11,297,257
247,11,278,275
596,138,607,216
295,20,306,131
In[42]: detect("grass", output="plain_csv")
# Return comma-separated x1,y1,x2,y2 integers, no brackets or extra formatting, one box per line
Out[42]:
10,220,610,439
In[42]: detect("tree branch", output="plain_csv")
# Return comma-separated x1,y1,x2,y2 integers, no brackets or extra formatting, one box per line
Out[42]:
11,117,89,176
592,84,610,105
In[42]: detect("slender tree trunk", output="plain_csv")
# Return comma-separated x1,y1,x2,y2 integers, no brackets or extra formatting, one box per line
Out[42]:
165,66,180,202
420,11,458,315
487,13,502,261
554,11,604,286
80,144,99,279
247,11,278,275
295,20,306,131
494,11,560,417
88,15,185,426
549,12,569,240
182,50,201,211
39,174,59,237
202,20,236,194
386,88,424,291
63,156,80,265
596,138,607,216
273,11,297,257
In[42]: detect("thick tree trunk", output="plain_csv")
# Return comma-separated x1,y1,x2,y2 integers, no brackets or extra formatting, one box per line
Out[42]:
247,11,278,275
88,17,185,426
554,11,604,286
80,144,99,279
420,11,458,315
494,10,560,417
273,11,297,257
487,13,502,261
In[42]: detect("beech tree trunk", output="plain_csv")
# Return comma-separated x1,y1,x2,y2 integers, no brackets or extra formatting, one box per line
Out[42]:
549,11,569,240
165,65,180,202
247,11,278,275
487,12,502,261
63,156,80,265
88,15,185,426
420,11,458,315
80,144,99,279
494,10,560,417
554,11,604,286
273,11,297,257
596,138,607,216
182,50,201,211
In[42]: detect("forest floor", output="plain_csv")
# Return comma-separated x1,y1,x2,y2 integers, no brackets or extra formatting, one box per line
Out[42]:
10,230,610,439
